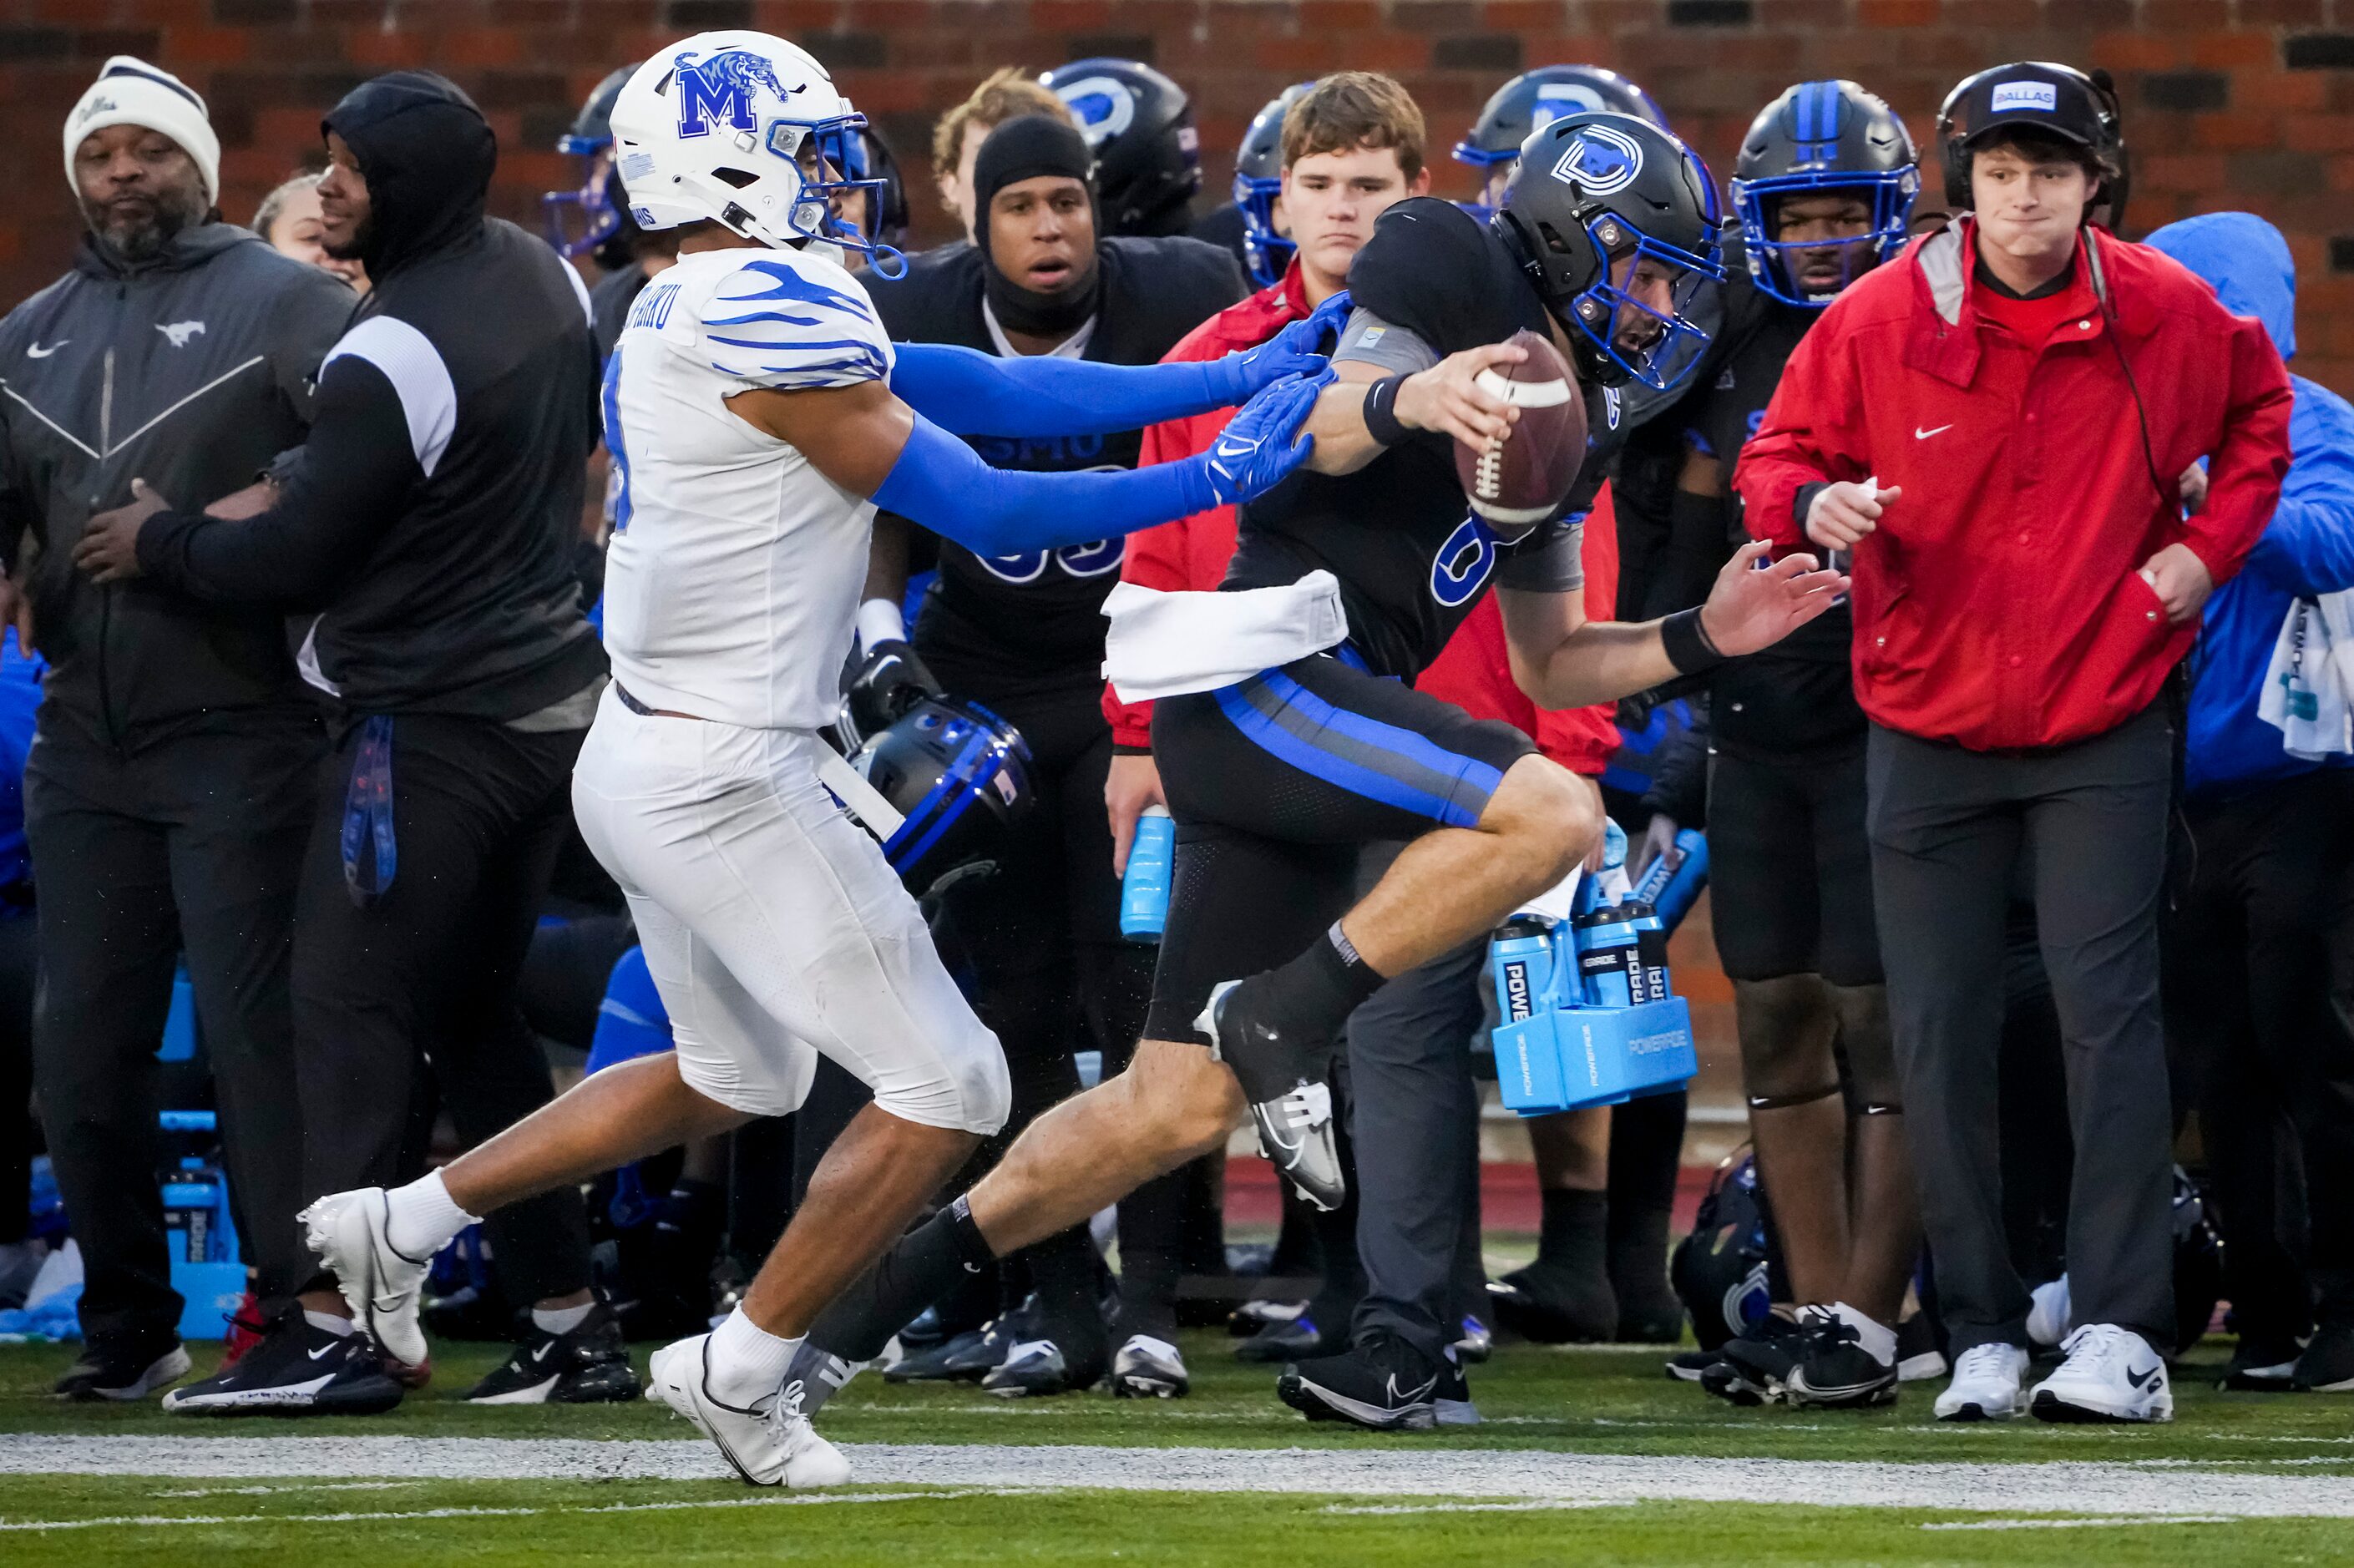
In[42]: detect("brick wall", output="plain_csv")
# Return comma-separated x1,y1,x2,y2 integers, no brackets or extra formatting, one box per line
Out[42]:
18,0,2354,390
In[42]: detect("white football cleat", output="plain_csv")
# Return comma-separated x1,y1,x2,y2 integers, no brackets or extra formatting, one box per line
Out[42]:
648,1335,852,1487
1935,1341,2029,1421
2026,1275,2073,1348
299,1187,430,1370
1109,1333,1190,1399
2030,1323,2173,1424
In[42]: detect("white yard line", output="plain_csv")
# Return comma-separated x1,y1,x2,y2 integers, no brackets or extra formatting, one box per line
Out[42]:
0,1489,979,1533
4,1436,2354,1520
1921,1515,2240,1530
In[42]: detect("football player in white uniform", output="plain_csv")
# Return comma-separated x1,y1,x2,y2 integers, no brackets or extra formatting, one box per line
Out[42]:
292,31,1334,1485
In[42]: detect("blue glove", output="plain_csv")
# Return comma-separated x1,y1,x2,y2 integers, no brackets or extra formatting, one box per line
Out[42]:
1202,370,1334,506
1207,291,1354,405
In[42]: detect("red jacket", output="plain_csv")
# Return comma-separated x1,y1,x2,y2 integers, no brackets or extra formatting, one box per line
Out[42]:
1100,264,1617,775
1735,220,2292,751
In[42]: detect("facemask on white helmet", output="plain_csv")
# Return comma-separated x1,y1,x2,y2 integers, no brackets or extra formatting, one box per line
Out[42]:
609,32,905,278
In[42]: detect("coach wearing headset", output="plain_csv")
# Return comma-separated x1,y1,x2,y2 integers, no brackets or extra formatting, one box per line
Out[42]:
1737,62,2291,1425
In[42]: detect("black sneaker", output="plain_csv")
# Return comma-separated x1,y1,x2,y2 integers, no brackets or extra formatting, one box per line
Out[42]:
1666,1346,1723,1383
1486,1264,1618,1344
465,1302,643,1404
162,1308,403,1416
1197,978,1344,1211
2220,1333,2303,1392
1781,1309,1900,1409
2294,1323,2354,1393
1706,1313,1807,1406
1235,1312,1324,1363
884,1297,1033,1383
1276,1335,1477,1431
54,1334,191,1402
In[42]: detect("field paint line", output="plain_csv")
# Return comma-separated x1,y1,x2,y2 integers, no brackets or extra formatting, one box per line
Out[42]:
0,1488,988,1534
14,1436,2354,1519
1921,1515,2239,1530
153,1481,427,1498
1324,1500,1632,1515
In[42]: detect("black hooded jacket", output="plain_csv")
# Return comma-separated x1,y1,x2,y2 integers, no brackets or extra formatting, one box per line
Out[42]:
137,73,605,721
0,222,354,748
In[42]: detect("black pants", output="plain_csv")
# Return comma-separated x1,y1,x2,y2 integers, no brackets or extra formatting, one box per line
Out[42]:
292,712,592,1304
0,908,32,1247
1866,707,2176,1353
27,714,318,1343
1709,737,1882,986
2165,768,2354,1332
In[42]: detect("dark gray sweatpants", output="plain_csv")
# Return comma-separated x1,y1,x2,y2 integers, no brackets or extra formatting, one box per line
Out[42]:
1865,706,2176,1355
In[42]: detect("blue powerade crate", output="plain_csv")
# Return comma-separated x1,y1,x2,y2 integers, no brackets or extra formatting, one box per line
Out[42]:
1489,916,1697,1115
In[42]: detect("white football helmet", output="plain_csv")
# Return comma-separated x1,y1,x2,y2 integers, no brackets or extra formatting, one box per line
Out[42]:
609,32,901,273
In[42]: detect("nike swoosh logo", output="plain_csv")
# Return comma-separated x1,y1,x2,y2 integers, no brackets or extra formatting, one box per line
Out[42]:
2127,1363,2162,1390
1914,423,1952,439
1385,1372,1439,1403
26,341,63,359
1214,440,1253,463
531,1342,555,1363
308,1343,340,1361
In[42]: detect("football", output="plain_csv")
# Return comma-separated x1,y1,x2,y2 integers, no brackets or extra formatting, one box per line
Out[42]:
1452,328,1589,534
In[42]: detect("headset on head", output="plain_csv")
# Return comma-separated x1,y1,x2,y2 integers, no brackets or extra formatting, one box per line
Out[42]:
1934,62,2124,215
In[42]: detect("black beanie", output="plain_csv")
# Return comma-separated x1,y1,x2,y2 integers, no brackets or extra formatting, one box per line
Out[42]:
974,114,1102,338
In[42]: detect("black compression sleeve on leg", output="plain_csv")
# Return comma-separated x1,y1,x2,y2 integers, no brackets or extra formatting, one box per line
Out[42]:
807,1196,999,1362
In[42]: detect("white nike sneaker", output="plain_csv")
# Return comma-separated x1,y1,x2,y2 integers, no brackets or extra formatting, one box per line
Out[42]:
299,1187,431,1369
2026,1274,2073,1348
647,1335,852,1487
1935,1341,2030,1421
2030,1323,2173,1424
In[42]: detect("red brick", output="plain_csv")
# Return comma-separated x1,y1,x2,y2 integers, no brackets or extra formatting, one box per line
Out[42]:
2088,30,2188,72
342,26,434,68
2186,32,2280,68
163,23,252,63
2286,111,2354,153
2239,0,2327,24
2191,109,2281,150
1858,0,1936,25
1254,32,1342,69
1481,1,1567,28
2136,150,2228,191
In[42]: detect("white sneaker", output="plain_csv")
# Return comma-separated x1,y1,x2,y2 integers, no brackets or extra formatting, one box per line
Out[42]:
2026,1275,2073,1348
648,1335,852,1487
1109,1333,1189,1399
2030,1323,2172,1424
299,1187,430,1369
1935,1341,2030,1421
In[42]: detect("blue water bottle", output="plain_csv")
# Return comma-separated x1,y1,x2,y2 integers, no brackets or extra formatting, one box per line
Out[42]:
1630,827,1709,934
1490,913,1558,1024
1120,806,1175,942
1572,907,1643,1009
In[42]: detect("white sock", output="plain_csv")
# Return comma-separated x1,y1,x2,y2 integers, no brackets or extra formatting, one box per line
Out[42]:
1827,1302,1898,1364
706,1307,802,1409
305,1310,358,1338
384,1171,479,1262
533,1301,596,1337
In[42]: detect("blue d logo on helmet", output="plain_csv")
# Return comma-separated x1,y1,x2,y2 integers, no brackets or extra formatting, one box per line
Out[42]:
1550,124,1644,197
673,48,797,139
1055,74,1137,145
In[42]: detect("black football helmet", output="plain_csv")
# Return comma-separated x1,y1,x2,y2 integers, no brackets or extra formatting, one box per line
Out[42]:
1043,58,1202,236
544,63,640,266
1935,61,2129,230
1455,65,1666,219
1670,1148,1774,1352
1494,111,1725,392
1730,80,1919,307
1235,82,1314,288
847,695,1035,903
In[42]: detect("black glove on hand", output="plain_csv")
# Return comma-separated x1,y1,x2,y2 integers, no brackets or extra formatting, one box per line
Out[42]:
844,639,943,741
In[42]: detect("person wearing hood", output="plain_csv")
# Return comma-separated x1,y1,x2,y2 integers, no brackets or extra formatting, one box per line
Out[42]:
76,71,622,1416
2145,211,2354,1396
834,114,1243,1395
0,57,354,1404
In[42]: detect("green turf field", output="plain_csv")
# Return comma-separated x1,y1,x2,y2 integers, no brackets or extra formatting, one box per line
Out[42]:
5,1331,2354,1564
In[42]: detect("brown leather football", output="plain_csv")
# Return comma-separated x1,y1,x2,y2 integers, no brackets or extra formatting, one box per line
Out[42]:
1452,328,1588,536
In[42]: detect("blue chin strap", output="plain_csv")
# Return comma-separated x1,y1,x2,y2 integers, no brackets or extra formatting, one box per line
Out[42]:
1730,169,1917,308
1567,214,1725,393
544,134,622,258
1233,169,1293,288
765,113,908,281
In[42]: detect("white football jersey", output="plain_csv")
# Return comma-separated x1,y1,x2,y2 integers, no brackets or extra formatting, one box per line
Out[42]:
598,245,896,731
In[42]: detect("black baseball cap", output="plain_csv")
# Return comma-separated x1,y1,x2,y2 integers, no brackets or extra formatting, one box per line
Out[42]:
1939,62,2112,152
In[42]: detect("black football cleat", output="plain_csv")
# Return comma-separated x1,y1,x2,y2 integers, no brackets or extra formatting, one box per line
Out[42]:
1235,1312,1324,1364
2221,1333,2304,1392
1781,1309,1899,1409
1486,1264,1618,1345
464,1300,642,1404
1706,1312,1809,1406
1277,1334,1479,1432
53,1333,190,1403
2293,1323,2354,1393
1197,978,1344,1211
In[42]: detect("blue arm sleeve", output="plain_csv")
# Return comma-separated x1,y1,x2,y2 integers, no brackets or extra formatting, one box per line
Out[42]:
873,410,1216,557
2245,386,2354,597
890,342,1247,438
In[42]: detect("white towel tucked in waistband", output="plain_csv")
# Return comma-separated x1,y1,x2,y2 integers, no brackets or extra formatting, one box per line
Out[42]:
1101,571,1350,701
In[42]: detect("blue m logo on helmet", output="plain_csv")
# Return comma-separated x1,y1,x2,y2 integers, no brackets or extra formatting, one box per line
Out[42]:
674,48,797,139
1549,124,1643,197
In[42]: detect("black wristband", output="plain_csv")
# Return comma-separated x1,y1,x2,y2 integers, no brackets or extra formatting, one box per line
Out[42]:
1661,607,1727,676
1361,374,1410,447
